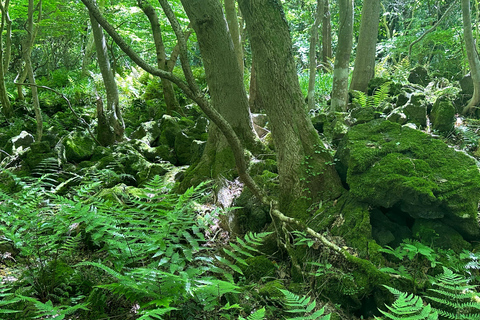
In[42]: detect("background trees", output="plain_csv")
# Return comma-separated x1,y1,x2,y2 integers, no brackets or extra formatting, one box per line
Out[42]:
2,0,480,319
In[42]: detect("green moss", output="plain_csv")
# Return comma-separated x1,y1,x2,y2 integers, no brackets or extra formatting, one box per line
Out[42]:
336,119,480,239
258,280,285,299
240,255,276,282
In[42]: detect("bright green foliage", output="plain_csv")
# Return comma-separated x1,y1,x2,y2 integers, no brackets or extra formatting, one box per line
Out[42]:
352,81,391,108
378,286,439,320
239,307,266,320
425,267,480,319
279,289,331,320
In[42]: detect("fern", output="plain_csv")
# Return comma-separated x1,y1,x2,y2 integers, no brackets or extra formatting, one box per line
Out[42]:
280,289,331,320
239,307,266,320
378,286,438,320
425,267,480,319
217,232,272,277
353,81,391,108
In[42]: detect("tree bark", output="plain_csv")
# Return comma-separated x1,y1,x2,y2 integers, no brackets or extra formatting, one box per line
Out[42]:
350,0,380,93
308,0,323,111
0,0,11,117
178,0,261,187
224,0,244,78
239,0,343,217
330,0,353,112
137,0,181,115
89,5,124,145
462,0,480,114
321,0,332,71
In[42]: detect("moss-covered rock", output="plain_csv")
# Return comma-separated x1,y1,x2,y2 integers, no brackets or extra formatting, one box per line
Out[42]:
64,132,96,163
408,66,430,87
336,119,480,240
401,93,427,127
412,219,471,252
240,255,276,282
11,131,34,153
157,115,181,148
129,120,162,146
258,280,285,299
430,97,455,133
174,132,194,165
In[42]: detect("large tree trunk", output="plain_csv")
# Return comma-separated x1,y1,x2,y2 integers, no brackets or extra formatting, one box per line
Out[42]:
0,0,11,118
138,0,181,115
330,0,353,112
239,0,343,218
89,7,124,145
462,0,480,114
350,0,380,93
179,0,260,187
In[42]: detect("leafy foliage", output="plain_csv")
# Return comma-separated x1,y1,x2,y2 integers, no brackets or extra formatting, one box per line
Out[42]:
378,286,438,320
279,289,331,320
425,267,480,319
352,81,391,108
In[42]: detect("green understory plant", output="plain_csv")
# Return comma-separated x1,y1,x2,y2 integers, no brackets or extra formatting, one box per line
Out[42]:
352,81,391,109
377,286,438,320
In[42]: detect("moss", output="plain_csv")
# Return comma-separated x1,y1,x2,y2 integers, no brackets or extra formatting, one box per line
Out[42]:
258,280,285,299
240,255,276,282
336,119,480,239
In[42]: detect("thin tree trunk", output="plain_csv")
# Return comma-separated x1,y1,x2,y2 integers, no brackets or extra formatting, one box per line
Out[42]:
239,0,343,217
308,0,323,111
462,0,480,114
138,0,181,115
321,0,332,71
0,0,11,117
350,0,380,93
89,6,124,145
81,27,95,77
330,0,353,112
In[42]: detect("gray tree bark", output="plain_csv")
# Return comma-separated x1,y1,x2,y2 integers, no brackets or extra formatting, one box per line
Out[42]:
330,0,353,112
308,0,323,111
350,0,380,93
0,0,11,118
89,5,124,145
461,0,480,114
239,0,343,217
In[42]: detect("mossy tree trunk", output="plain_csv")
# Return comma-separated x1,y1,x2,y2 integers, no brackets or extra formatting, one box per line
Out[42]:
462,0,480,115
0,0,11,118
179,0,260,188
330,0,353,112
224,0,244,78
350,0,380,93
137,0,181,115
89,0,125,146
239,0,344,218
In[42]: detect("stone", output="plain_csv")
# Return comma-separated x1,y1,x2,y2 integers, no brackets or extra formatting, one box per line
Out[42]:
408,66,430,87
336,119,480,240
401,93,427,127
11,131,34,152
430,97,455,133
174,131,194,165
157,115,181,148
460,73,474,95
386,108,408,125
129,120,162,146
63,132,96,163
350,107,378,125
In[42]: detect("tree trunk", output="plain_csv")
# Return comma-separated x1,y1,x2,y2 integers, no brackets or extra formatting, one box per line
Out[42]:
308,0,323,111
462,0,480,114
330,0,353,112
321,0,332,71
138,0,181,115
224,0,244,78
89,7,124,145
350,0,380,93
0,0,11,118
239,0,343,218
179,0,261,187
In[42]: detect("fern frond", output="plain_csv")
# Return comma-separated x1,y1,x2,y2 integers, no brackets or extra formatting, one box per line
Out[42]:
280,289,330,320
239,307,266,320
379,286,438,320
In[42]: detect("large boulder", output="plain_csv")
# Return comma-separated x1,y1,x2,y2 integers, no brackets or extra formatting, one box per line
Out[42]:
11,131,35,153
408,66,430,87
63,132,96,163
130,120,162,146
336,119,480,240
